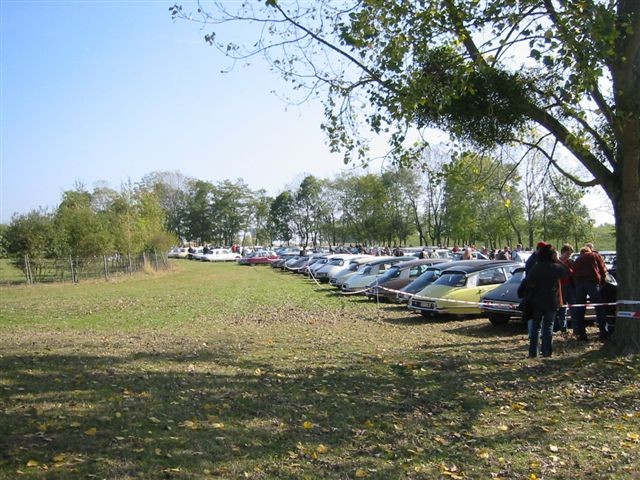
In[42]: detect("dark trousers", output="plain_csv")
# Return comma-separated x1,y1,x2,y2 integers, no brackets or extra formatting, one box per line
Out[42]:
529,308,556,357
571,282,607,338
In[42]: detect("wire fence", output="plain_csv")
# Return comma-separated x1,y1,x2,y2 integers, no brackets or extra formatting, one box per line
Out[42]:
10,252,169,285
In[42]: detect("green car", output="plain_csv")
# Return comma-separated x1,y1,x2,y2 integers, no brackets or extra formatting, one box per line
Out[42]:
408,261,522,318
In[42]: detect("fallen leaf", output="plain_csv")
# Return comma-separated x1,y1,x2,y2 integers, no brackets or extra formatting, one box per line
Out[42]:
26,460,39,468
303,421,313,429
316,444,329,454
84,427,97,436
355,468,367,478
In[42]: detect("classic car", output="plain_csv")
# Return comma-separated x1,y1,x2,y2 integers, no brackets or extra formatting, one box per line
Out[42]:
479,267,525,324
201,248,241,262
365,258,450,302
341,257,409,294
313,254,361,282
481,267,618,332
238,250,279,266
408,261,522,317
395,260,488,304
328,256,375,288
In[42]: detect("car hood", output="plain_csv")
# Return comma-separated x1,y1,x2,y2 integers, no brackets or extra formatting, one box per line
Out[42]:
413,284,456,302
345,274,381,289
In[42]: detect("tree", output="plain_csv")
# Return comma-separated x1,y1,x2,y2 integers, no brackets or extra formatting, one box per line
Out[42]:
248,189,273,246
4,209,56,277
210,180,252,246
174,0,640,353
381,168,416,246
55,188,113,258
293,175,324,247
184,180,215,243
269,191,295,244
139,171,192,240
545,174,594,246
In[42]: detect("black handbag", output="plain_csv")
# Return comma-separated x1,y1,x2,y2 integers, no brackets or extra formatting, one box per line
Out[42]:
517,278,534,320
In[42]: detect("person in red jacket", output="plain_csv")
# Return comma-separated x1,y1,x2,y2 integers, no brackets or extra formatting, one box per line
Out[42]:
554,244,575,333
571,246,609,341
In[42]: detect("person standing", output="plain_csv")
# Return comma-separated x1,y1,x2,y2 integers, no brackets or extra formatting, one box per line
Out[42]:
571,246,609,341
554,244,575,333
524,244,569,358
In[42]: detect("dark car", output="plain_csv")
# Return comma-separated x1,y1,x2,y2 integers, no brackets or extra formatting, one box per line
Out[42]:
481,268,618,332
365,258,450,302
479,267,525,324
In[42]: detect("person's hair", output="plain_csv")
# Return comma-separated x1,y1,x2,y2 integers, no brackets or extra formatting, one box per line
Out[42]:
560,244,574,254
580,246,592,254
538,244,556,262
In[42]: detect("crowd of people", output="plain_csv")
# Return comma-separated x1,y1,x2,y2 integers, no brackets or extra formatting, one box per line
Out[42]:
519,242,612,358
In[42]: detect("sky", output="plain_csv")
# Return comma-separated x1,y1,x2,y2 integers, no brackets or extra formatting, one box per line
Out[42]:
0,0,615,225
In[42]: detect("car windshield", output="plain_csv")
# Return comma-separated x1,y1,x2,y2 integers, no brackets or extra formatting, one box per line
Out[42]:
507,271,525,284
361,266,373,275
378,266,402,282
403,268,441,291
329,258,345,266
433,272,467,287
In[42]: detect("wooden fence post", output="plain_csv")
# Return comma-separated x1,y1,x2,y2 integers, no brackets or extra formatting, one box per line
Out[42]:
24,255,32,285
103,255,109,281
69,256,76,283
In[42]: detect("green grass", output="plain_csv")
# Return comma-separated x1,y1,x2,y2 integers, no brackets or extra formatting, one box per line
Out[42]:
0,260,638,479
0,258,26,285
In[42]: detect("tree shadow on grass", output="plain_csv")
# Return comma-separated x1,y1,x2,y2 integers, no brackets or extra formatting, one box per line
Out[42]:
1,337,638,479
444,319,526,338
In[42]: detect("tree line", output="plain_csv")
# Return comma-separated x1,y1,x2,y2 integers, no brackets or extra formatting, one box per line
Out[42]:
0,149,603,265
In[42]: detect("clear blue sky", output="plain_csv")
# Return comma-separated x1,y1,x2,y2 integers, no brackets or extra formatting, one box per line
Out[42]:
0,0,614,225
0,0,357,223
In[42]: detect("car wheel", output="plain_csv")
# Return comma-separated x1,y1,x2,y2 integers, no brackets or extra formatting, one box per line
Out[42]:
488,313,510,325
420,310,433,319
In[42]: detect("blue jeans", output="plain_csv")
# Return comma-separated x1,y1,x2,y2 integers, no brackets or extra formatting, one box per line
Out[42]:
571,282,607,337
555,284,575,332
529,308,556,357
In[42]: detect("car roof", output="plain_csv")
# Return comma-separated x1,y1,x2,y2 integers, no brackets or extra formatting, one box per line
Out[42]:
388,258,451,269
362,256,401,265
438,260,521,274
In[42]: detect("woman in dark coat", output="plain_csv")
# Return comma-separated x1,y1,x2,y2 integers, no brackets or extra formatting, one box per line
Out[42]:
525,244,569,358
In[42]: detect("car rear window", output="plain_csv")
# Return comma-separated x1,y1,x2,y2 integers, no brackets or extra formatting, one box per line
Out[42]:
433,272,467,287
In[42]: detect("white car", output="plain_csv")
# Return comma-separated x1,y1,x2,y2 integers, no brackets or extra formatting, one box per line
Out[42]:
328,255,375,288
313,254,360,282
202,248,241,262
342,257,410,294
168,247,190,259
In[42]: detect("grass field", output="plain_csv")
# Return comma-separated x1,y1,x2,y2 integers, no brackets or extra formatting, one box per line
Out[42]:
0,260,638,479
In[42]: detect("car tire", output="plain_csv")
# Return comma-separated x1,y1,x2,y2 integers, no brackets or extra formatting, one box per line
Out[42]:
488,313,510,325
420,310,433,319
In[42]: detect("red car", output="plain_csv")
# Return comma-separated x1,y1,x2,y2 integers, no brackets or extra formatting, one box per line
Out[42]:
239,250,280,266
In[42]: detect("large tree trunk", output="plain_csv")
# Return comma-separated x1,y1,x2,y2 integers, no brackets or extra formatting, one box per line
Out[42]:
606,171,640,355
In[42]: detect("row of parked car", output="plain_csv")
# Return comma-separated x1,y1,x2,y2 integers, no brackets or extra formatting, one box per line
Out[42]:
169,245,617,329
263,249,618,329
265,252,521,322
167,246,241,262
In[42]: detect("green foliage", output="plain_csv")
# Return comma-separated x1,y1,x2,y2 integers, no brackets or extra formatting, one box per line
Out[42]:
54,189,114,257
269,191,295,244
3,209,55,259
